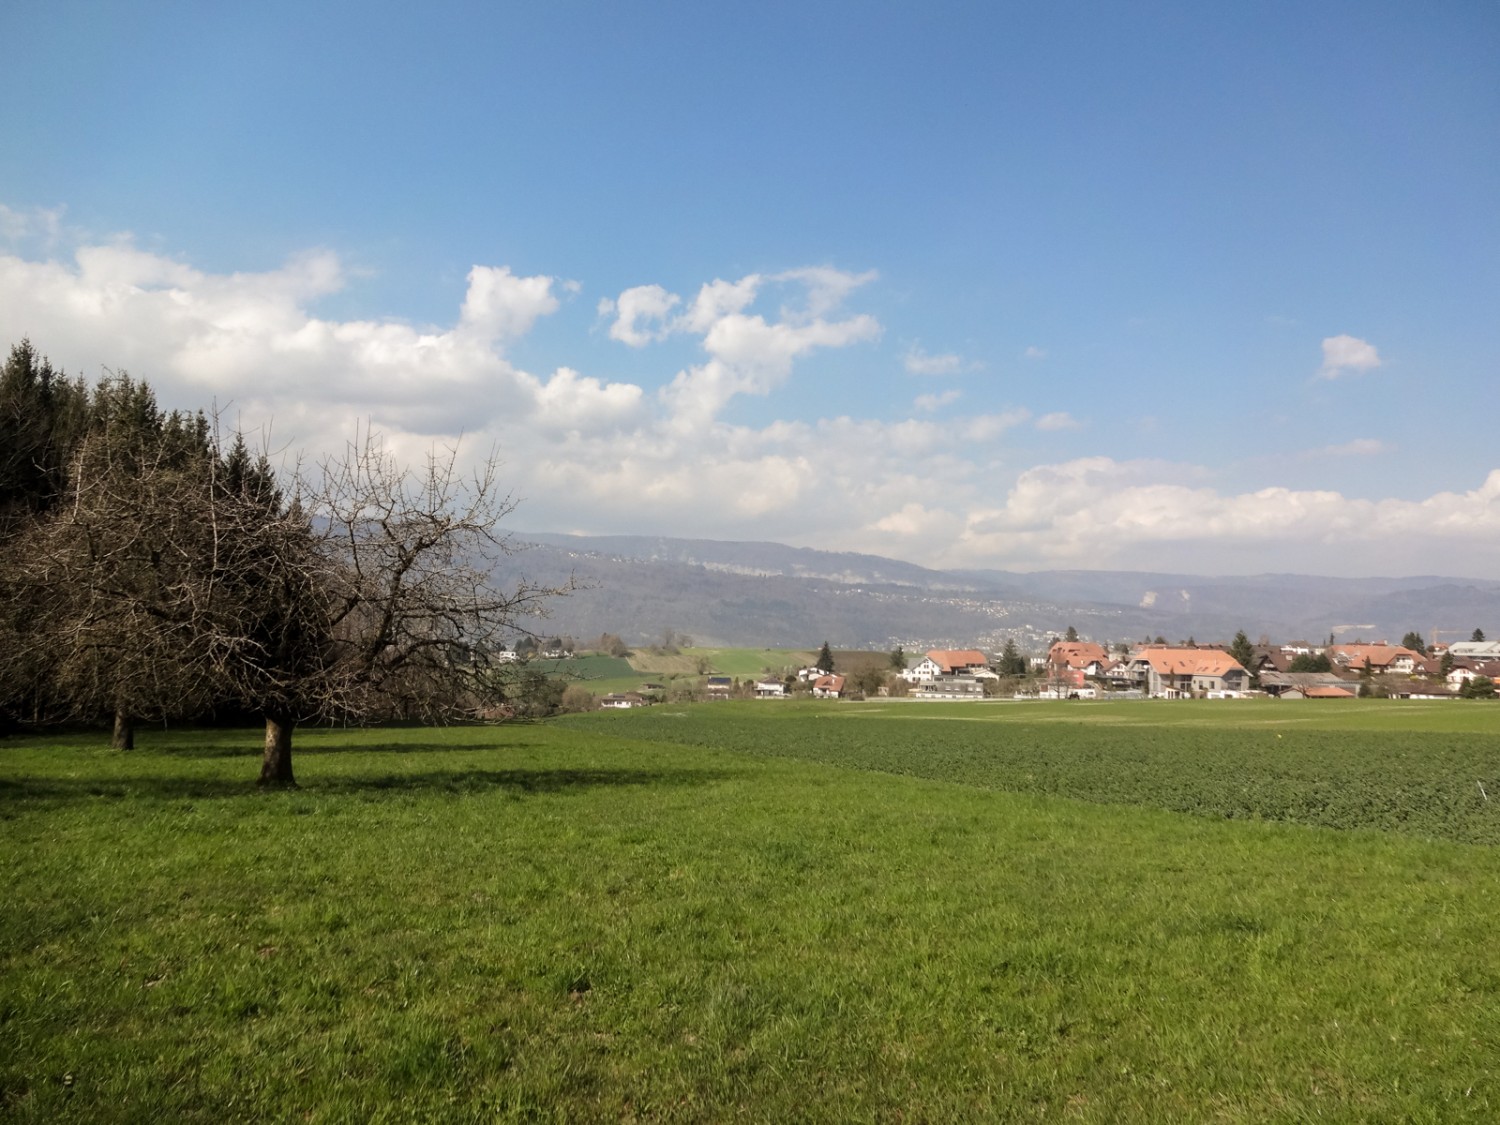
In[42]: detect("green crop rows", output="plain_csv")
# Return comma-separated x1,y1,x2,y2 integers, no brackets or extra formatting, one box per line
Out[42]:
562,700,1500,845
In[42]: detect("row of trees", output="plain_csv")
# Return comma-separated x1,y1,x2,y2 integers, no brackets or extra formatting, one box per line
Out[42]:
0,341,566,783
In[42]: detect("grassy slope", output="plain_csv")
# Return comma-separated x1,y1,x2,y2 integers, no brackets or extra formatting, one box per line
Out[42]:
2,706,1499,1121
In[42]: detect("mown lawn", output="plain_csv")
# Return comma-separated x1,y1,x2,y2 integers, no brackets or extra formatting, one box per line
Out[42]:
4,707,1500,1121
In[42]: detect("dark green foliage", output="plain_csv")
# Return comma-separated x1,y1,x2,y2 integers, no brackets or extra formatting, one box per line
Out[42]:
0,339,90,532
504,669,567,717
888,645,907,670
1227,629,1255,683
999,637,1028,676
815,641,835,673
1288,652,1332,673
1461,676,1495,700
1475,628,1488,643
1401,631,1427,655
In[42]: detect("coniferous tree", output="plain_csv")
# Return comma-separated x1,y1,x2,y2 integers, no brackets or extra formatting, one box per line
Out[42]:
1000,637,1027,677
815,641,835,673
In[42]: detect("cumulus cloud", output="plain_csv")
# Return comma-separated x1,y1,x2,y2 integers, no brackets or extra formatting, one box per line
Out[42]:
1023,345,1047,360
952,457,1500,573
3,214,1496,578
603,284,680,346
459,265,560,342
1320,334,1382,378
593,269,884,426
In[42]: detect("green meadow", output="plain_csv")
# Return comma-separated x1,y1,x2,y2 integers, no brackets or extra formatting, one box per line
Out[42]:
4,700,1500,1121
542,647,814,696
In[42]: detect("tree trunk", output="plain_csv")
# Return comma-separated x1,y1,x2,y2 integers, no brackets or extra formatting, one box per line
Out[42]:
111,709,134,751
259,714,296,786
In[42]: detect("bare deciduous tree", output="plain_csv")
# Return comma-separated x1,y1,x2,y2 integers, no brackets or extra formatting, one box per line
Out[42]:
246,429,570,785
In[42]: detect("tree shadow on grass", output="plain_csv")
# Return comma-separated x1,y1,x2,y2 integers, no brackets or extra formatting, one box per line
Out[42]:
0,766,732,808
146,740,543,759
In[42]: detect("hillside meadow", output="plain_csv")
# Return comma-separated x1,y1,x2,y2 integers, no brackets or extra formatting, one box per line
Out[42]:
3,699,1499,1121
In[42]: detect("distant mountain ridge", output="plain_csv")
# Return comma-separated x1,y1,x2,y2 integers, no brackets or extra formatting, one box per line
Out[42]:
502,531,1500,652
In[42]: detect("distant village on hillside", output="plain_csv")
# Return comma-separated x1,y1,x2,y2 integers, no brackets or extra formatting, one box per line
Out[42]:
499,629,1500,710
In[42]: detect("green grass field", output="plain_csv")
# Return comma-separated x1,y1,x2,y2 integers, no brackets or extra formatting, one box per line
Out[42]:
4,700,1500,1120
545,647,813,696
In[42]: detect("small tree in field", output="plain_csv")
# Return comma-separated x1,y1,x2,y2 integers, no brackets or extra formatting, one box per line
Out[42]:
246,430,570,785
815,641,835,673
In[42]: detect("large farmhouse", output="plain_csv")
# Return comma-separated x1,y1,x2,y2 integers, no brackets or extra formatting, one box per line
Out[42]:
901,649,990,684
1128,647,1250,698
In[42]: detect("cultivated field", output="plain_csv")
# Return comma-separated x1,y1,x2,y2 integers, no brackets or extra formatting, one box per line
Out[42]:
4,700,1500,1121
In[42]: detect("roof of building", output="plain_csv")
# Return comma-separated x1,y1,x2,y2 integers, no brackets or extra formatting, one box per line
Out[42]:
926,649,989,673
813,674,846,692
1132,647,1248,677
1047,641,1110,669
1448,641,1500,659
1328,643,1423,668
1303,685,1356,698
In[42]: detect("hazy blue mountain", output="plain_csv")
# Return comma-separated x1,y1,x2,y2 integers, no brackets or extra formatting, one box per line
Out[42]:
500,532,1500,653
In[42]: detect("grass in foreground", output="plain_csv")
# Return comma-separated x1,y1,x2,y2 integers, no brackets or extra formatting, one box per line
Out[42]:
3,716,1500,1121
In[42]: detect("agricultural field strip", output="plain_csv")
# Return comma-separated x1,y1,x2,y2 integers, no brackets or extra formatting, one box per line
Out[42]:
563,702,1500,845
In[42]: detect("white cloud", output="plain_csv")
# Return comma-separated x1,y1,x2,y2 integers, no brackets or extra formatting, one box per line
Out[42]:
773,267,878,320
604,284,680,346
1320,334,1382,378
915,389,962,412
4,215,1496,579
963,409,1031,443
0,202,67,248
1035,411,1081,431
952,457,1500,573
904,345,964,376
1024,345,1047,360
459,265,560,342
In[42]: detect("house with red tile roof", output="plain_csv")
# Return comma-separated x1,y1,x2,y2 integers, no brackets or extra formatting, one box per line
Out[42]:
926,649,990,674
1047,640,1110,672
1128,646,1251,698
812,674,846,698
1327,643,1424,674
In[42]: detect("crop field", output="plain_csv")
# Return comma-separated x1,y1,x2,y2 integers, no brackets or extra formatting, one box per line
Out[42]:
4,700,1500,1121
564,698,1500,844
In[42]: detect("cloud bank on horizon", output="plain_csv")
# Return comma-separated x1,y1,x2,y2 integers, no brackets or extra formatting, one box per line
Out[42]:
3,207,1497,579
2,3,1495,578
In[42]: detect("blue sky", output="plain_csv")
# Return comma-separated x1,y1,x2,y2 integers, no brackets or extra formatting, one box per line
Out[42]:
3,1,1498,575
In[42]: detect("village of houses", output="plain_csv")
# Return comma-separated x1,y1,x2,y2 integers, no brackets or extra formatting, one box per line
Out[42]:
596,634,1500,709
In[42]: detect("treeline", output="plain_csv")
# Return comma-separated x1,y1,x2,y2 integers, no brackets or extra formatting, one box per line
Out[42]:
0,341,565,782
